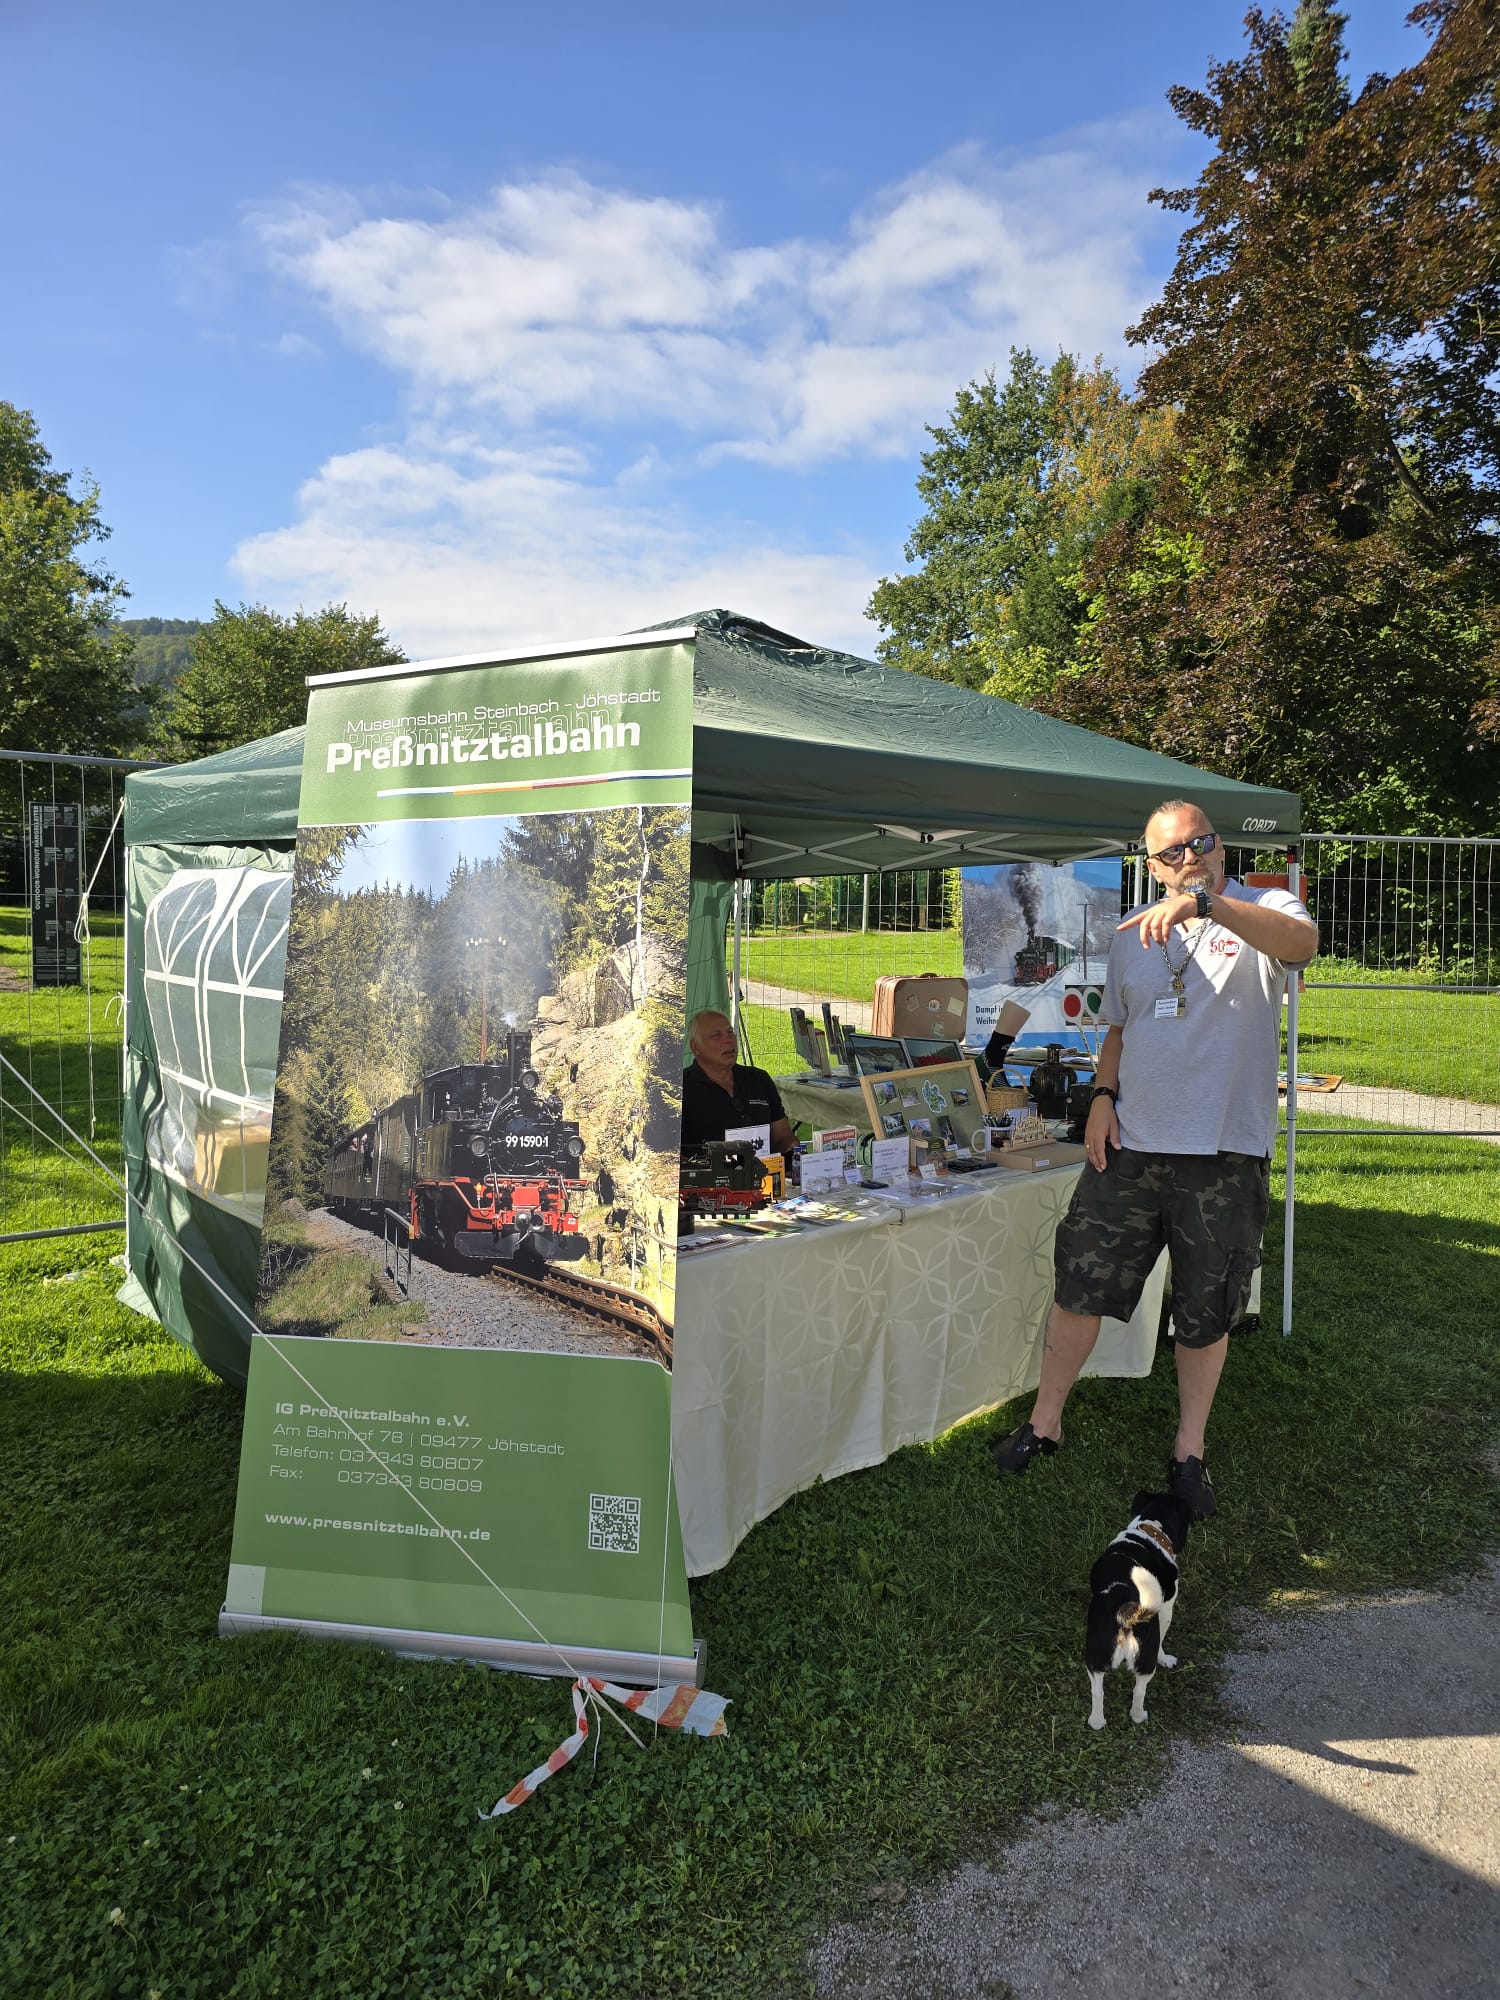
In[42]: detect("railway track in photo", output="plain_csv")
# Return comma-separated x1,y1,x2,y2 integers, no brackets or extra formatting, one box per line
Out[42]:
486,1261,674,1366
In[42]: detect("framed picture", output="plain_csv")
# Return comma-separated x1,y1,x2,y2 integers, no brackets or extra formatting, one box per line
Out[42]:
858,1058,989,1156
847,1035,910,1075
902,1036,964,1068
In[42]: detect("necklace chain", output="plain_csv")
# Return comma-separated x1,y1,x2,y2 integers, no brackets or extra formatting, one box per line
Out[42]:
1159,916,1210,994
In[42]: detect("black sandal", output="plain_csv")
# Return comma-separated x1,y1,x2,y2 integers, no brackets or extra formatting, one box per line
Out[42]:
990,1420,1062,1475
1168,1453,1216,1520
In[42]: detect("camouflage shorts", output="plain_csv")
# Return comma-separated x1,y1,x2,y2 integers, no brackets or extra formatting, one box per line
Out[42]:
1054,1148,1269,1348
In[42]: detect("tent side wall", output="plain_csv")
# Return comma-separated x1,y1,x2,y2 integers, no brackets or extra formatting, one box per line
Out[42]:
121,837,294,1386
122,733,304,1384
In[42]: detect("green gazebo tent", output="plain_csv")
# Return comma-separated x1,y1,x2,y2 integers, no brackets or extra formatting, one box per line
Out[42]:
119,610,1299,1381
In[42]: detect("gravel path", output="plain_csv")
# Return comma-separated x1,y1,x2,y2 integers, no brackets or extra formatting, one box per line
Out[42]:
305,1207,656,1362
1292,1081,1500,1143
738,977,874,1029
816,1557,1500,2000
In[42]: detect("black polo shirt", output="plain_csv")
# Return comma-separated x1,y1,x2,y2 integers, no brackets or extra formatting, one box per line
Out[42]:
680,1061,787,1153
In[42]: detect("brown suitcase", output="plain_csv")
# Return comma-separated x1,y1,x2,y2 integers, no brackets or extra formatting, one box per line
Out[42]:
871,973,969,1041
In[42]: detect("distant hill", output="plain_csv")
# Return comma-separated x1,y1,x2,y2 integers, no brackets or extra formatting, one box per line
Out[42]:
120,617,204,690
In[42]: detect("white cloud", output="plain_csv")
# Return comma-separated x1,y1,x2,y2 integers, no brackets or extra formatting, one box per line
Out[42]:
233,123,1173,655
269,331,321,361
250,125,1168,467
232,436,880,660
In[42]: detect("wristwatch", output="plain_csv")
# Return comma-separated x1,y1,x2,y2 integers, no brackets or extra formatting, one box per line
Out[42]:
1194,888,1213,919
1092,1086,1120,1107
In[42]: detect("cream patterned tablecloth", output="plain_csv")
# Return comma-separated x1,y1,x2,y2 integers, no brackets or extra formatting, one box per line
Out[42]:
672,1165,1164,1575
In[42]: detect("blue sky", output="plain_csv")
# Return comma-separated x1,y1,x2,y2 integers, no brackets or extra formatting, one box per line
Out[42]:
332,816,518,899
6,1,1427,659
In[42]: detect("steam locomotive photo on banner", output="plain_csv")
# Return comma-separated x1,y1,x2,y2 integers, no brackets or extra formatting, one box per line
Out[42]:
257,806,687,1367
323,1032,588,1270
962,859,1123,1054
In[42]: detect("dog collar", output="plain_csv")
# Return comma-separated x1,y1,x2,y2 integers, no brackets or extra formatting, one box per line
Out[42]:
1125,1519,1177,1560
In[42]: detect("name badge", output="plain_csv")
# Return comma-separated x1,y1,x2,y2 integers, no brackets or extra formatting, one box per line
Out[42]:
1155,996,1185,1020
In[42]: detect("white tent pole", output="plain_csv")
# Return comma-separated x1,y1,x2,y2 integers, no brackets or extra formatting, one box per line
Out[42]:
730,879,744,1037
123,845,134,1273
1282,845,1301,1338
861,872,869,932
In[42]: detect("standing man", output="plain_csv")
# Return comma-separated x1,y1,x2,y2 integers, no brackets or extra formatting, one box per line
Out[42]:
680,1010,797,1160
991,800,1318,1517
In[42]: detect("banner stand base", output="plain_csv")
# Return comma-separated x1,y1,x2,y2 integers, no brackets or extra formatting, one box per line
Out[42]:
219,1607,704,1689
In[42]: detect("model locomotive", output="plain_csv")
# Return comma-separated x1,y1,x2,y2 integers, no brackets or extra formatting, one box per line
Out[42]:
323,1030,589,1269
678,1139,771,1218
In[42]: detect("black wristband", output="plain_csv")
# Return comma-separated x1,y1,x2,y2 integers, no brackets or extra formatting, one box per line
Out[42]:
1194,888,1212,919
1092,1086,1119,1106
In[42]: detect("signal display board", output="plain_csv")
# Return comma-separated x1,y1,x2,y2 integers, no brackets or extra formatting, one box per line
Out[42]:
1061,982,1104,1025
30,803,81,986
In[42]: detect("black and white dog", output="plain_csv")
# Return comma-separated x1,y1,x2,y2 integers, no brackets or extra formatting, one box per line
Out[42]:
1085,1491,1191,1730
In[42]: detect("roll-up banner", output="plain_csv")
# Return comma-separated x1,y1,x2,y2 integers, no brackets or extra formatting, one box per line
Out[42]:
221,633,700,1683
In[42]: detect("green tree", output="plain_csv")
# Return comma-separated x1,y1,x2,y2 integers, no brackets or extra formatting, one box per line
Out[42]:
867,352,1173,703
120,616,204,692
167,601,406,757
867,351,1071,691
499,806,690,984
1056,0,1500,830
0,402,142,754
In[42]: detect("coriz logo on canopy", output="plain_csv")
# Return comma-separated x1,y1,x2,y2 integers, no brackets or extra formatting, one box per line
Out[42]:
1062,984,1104,1024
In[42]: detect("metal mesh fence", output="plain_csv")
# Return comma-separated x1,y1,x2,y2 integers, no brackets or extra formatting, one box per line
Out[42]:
724,842,1499,1149
0,749,160,1243
727,870,965,1075
1290,835,1499,1139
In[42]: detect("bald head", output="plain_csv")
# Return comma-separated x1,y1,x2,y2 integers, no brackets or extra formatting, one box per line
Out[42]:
1143,800,1227,897
688,1011,738,1067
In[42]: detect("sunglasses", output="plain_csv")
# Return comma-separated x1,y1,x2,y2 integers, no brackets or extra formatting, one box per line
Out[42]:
1147,831,1218,865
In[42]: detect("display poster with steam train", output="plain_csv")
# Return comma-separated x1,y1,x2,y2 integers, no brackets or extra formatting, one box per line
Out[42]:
222,635,700,1679
963,859,1124,1053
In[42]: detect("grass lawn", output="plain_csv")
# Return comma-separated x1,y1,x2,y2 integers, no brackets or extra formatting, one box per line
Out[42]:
0,907,127,1240
1296,966,1500,1107
737,1001,805,1080
734,927,963,1003
3,1128,1496,1997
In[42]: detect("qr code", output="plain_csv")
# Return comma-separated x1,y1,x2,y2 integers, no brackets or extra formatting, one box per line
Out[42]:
589,1493,641,1554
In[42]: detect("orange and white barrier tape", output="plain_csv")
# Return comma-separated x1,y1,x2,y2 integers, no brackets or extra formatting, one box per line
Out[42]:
479,1677,730,1817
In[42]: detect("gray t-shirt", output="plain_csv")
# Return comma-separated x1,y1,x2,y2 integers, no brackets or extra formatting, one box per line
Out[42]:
1099,879,1315,1159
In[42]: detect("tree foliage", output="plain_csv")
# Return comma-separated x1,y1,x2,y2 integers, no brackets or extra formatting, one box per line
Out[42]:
873,2,1500,832
1054,0,1500,830
505,805,690,982
866,352,1173,704
0,402,142,755
166,601,406,758
120,617,204,691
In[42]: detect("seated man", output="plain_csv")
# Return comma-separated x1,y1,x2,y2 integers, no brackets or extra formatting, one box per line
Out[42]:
680,1010,796,1159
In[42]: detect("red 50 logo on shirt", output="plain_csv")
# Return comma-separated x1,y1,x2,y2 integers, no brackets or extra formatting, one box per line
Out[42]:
1209,937,1241,957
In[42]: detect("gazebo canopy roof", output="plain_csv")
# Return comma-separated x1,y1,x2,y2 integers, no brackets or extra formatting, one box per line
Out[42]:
125,610,1299,873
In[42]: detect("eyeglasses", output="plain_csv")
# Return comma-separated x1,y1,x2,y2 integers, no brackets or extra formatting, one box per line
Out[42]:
1147,832,1218,866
